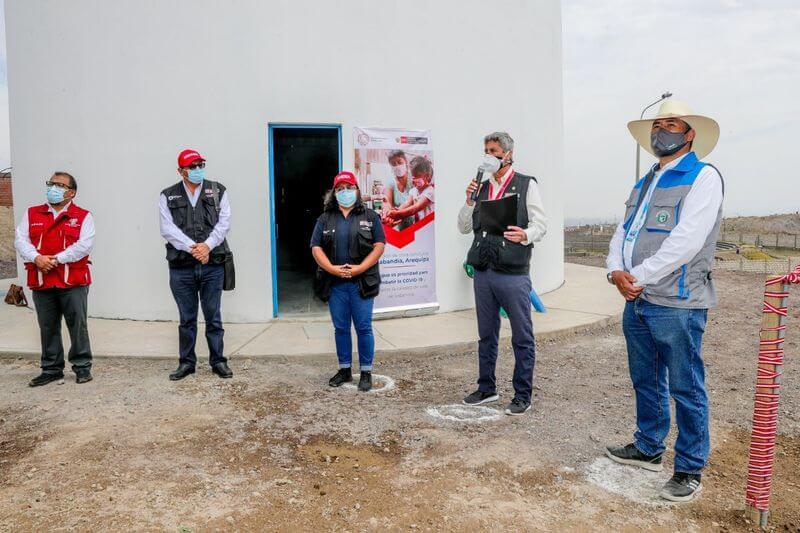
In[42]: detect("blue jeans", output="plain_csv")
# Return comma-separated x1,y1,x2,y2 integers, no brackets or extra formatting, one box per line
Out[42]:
623,298,709,474
169,264,226,367
474,269,536,403
328,281,375,371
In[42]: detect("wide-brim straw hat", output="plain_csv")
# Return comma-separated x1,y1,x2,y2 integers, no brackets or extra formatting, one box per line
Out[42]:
627,100,720,160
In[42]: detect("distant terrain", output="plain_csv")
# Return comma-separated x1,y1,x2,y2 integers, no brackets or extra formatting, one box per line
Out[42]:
721,213,800,235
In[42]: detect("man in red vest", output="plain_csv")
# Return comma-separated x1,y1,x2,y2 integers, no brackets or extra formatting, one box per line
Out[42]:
14,172,95,386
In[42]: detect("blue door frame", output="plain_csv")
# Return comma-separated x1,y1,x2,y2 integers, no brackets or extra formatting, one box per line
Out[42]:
268,123,343,317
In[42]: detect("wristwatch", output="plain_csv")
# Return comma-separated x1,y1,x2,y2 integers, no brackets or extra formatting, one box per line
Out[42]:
606,272,615,285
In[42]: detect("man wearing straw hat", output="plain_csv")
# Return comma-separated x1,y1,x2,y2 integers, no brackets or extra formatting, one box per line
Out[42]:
604,100,723,502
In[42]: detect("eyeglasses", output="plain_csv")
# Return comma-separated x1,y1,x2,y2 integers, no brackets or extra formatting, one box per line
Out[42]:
45,181,73,190
184,162,206,170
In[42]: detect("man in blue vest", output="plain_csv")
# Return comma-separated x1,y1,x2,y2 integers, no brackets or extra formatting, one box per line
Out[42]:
604,101,723,502
458,132,547,416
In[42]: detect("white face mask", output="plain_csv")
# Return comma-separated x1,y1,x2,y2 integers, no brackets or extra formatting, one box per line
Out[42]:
480,153,503,174
392,162,407,178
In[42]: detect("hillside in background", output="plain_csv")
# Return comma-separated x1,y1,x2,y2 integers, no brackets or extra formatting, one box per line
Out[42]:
722,213,800,234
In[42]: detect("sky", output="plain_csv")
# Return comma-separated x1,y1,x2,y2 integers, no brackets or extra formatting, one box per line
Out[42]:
562,0,800,223
0,1,798,222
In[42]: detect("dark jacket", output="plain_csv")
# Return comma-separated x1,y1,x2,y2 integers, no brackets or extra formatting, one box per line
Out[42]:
162,180,229,268
466,172,537,275
312,205,382,302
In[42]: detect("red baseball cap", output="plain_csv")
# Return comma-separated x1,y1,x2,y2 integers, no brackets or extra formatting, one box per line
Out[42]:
178,149,205,168
333,171,358,188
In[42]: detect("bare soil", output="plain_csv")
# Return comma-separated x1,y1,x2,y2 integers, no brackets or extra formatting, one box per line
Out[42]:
1,267,799,531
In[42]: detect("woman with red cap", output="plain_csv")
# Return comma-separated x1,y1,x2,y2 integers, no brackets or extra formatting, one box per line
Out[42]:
310,171,386,391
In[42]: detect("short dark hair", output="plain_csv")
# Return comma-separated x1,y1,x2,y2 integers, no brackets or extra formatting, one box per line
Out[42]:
387,150,407,163
409,156,433,177
53,171,77,191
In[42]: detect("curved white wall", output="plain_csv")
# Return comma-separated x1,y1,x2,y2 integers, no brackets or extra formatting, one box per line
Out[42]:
6,0,564,322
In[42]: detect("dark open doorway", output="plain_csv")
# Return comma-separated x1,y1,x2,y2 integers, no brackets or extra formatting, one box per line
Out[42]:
269,126,341,316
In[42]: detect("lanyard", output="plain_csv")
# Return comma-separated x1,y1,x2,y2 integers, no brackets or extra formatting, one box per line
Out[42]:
488,170,516,200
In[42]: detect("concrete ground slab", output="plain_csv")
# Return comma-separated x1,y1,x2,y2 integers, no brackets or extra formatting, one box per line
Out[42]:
0,263,622,360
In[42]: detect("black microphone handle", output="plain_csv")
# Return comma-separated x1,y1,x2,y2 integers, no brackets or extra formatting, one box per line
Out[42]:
470,169,484,202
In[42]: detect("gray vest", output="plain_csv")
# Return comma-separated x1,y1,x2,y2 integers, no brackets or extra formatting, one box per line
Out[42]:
622,152,723,309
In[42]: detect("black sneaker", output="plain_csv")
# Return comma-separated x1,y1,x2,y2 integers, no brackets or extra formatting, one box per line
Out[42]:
75,368,93,384
29,372,64,387
505,397,531,416
660,472,702,502
605,443,663,472
462,390,499,405
358,371,372,392
329,368,353,387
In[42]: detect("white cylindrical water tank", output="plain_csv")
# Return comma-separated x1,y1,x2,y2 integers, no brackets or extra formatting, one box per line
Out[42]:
6,0,564,322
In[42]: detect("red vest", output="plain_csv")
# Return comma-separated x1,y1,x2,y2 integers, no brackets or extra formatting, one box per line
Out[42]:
25,203,92,290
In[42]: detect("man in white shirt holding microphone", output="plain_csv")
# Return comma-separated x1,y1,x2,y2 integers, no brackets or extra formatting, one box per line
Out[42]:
457,131,547,416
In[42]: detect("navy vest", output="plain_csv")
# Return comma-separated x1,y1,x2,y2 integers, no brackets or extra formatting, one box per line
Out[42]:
313,207,381,302
162,180,229,268
466,172,536,275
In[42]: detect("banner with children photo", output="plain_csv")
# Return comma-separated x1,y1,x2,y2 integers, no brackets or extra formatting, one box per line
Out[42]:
353,127,437,312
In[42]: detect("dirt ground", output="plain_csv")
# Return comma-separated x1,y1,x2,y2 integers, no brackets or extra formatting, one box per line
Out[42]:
1,264,800,532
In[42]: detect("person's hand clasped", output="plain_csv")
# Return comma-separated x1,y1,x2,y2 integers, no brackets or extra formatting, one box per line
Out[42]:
611,270,643,301
347,263,365,277
34,254,58,272
503,225,527,244
335,265,353,279
191,243,211,265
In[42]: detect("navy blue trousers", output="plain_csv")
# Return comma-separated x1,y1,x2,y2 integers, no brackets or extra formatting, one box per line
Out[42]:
169,264,226,367
474,268,536,403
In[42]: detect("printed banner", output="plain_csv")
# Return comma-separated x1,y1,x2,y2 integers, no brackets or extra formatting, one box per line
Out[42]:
353,127,437,312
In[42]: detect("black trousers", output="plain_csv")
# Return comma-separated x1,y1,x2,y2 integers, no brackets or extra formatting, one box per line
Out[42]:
31,286,92,375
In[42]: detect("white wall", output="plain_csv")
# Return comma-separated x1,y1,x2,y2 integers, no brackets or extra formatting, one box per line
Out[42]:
6,0,564,322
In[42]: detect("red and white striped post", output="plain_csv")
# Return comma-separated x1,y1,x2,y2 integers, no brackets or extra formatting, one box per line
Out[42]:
745,264,800,528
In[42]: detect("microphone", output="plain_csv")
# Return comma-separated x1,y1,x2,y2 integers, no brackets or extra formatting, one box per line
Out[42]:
470,168,485,202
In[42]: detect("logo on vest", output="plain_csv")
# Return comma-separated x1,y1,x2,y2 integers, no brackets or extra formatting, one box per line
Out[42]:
168,195,182,201
655,210,670,224
68,218,79,227
359,220,373,229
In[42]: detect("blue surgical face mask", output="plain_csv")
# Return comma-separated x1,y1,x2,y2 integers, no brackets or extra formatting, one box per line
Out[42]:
46,185,66,205
335,188,357,208
187,168,206,184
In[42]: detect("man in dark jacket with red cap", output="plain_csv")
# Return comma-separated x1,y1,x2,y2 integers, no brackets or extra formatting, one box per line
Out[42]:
159,149,233,381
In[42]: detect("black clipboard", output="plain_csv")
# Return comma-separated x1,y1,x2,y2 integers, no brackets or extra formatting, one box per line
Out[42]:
479,194,518,236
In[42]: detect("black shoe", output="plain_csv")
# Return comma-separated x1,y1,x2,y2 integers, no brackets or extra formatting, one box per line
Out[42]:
462,390,499,405
211,362,233,379
29,372,64,387
169,363,195,381
358,371,372,392
505,397,531,416
605,443,664,472
75,368,93,384
660,472,702,502
328,368,353,387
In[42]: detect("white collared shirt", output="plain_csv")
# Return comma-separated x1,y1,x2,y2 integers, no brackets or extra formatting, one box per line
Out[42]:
15,201,96,264
158,180,231,253
457,165,547,245
606,153,723,286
